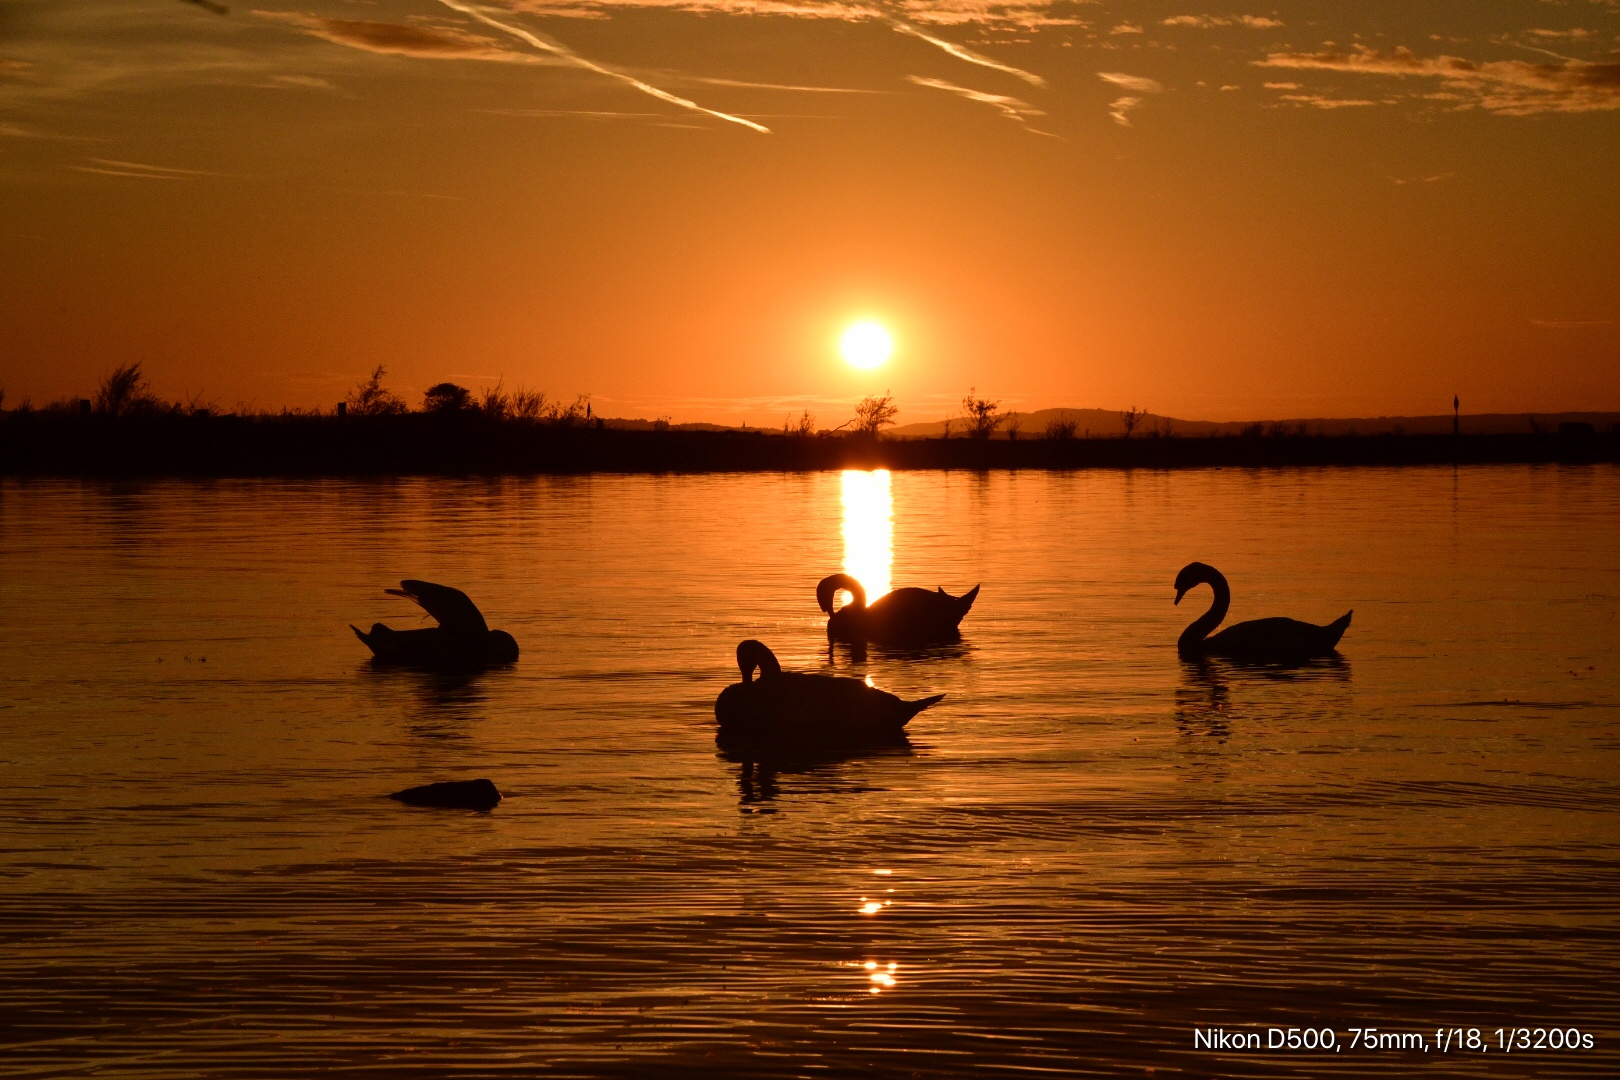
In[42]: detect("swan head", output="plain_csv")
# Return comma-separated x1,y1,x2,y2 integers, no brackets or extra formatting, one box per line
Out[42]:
1174,561,1220,605
735,639,783,683
816,573,866,615
487,630,519,664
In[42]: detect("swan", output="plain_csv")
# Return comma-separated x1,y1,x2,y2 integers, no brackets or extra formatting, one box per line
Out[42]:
816,573,980,646
1174,562,1351,663
715,639,943,750
351,580,519,669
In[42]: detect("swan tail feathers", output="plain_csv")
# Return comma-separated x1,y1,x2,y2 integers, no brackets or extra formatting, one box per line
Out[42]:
901,693,946,722
959,584,981,615
1324,610,1353,648
351,624,376,652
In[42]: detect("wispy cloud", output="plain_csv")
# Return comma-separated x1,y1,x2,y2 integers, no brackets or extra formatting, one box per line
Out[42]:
1277,93,1382,109
436,0,771,132
1098,71,1164,94
1388,171,1456,185
1255,45,1620,115
907,75,1053,133
1098,71,1163,126
71,157,228,179
1163,15,1283,30
1107,96,1141,125
1531,317,1613,328
255,12,539,62
892,21,1046,86
690,76,884,93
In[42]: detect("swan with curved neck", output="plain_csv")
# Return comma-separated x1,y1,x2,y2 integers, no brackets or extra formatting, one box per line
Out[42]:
715,639,944,750
351,580,519,669
1174,562,1350,663
816,573,980,646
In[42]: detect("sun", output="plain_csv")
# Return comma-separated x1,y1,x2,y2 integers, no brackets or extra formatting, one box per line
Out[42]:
840,322,893,370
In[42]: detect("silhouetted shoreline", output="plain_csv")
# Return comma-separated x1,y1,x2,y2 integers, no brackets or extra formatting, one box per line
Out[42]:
1,412,1614,476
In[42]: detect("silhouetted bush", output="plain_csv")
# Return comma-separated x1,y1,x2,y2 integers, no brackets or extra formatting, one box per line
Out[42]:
345,366,407,416
1044,415,1080,440
962,389,1002,440
96,362,168,416
423,382,470,413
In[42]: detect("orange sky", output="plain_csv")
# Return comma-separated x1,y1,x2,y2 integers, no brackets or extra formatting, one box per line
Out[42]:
1,1,1616,425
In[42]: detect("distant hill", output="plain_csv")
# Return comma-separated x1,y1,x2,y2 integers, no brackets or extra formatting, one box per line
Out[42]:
887,409,1620,440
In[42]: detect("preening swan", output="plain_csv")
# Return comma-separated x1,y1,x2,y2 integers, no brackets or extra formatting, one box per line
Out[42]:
816,573,980,646
351,580,519,669
1174,562,1350,663
715,639,944,750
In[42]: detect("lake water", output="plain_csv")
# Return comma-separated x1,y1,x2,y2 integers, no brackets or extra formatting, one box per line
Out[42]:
2,466,1617,1077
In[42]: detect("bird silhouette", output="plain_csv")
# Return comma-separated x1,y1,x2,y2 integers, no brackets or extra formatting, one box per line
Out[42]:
816,572,979,646
351,580,518,669
1174,562,1350,664
715,639,942,751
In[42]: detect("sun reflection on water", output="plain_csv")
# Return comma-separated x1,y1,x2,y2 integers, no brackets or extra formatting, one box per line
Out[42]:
840,469,892,600
863,960,898,993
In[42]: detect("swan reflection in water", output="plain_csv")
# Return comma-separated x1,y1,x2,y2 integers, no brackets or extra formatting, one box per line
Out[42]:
360,663,503,738
827,637,974,666
727,742,916,808
1175,654,1354,745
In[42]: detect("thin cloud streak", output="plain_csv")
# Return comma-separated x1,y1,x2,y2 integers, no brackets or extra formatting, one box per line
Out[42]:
892,21,1045,86
1098,72,1164,94
436,0,771,132
907,75,1055,134
690,76,886,93
1255,45,1620,115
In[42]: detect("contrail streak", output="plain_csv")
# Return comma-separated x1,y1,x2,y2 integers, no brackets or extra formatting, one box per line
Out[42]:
891,21,1045,87
435,0,770,133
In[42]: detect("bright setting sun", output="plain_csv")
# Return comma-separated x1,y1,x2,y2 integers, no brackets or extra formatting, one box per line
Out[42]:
840,322,893,370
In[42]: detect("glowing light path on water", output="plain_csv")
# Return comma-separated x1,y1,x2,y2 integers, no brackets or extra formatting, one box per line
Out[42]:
841,469,891,601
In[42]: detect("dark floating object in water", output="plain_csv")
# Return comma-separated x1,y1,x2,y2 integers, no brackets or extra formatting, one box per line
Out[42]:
715,639,943,751
816,572,980,646
389,778,502,811
351,580,518,669
1174,561,1351,664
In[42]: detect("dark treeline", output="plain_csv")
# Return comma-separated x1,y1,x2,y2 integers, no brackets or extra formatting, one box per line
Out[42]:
2,409,1615,476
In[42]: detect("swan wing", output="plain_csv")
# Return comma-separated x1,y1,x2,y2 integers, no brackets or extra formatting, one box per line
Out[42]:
1206,616,1341,661
386,580,489,636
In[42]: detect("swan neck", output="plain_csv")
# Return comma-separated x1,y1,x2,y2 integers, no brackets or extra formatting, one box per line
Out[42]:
1178,572,1230,653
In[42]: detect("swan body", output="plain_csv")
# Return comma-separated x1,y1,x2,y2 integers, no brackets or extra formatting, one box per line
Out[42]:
715,639,943,750
351,580,518,669
817,573,980,646
1175,562,1350,664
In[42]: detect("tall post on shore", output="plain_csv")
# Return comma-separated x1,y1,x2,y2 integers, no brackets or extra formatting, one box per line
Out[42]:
1453,395,1459,436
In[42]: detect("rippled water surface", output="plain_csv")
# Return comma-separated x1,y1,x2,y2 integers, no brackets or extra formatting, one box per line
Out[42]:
2,466,1618,1077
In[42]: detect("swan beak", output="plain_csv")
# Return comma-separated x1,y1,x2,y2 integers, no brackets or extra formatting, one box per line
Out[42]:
1173,588,1186,606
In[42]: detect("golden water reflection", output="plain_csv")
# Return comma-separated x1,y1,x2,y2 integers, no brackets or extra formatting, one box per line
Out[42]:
840,469,892,600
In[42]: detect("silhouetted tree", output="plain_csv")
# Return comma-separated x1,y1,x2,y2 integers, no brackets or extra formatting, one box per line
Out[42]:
784,409,815,436
423,382,471,413
962,388,1002,439
853,393,898,436
345,365,407,416
1120,406,1144,438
